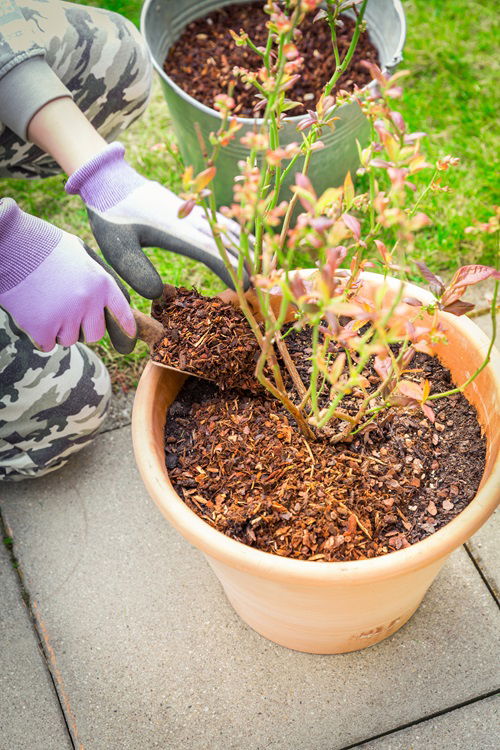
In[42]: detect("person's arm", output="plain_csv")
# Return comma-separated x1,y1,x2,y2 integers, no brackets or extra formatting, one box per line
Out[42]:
27,97,107,175
26,97,245,300
0,0,71,139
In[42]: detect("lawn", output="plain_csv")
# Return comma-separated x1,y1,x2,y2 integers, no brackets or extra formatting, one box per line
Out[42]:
1,0,498,387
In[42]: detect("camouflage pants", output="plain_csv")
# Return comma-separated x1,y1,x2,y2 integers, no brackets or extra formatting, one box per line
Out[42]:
0,1,152,479
0,0,152,178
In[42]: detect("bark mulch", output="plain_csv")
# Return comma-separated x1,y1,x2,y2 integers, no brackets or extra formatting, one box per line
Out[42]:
151,288,261,392
159,294,487,563
164,1,379,116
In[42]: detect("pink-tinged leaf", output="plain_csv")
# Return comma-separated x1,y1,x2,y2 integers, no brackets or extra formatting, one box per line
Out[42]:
442,299,476,316
295,172,315,194
413,340,434,355
421,403,435,423
452,264,500,288
178,199,196,219
374,239,389,261
370,158,394,168
406,320,416,340
327,245,348,269
310,140,325,152
398,379,424,402
402,296,423,307
360,60,386,85
390,110,406,132
325,311,340,336
404,131,427,143
386,86,403,99
415,261,445,294
280,74,301,92
374,355,392,381
342,213,361,240
409,212,432,230
289,273,307,299
310,216,334,232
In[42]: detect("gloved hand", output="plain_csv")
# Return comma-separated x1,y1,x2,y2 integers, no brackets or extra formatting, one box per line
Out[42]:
65,142,243,299
0,198,136,353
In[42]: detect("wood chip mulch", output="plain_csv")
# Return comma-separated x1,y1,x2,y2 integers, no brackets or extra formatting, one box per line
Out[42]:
164,350,487,562
151,288,261,392
164,2,379,117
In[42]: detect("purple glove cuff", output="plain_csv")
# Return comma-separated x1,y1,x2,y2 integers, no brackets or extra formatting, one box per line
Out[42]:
0,198,60,294
65,142,145,212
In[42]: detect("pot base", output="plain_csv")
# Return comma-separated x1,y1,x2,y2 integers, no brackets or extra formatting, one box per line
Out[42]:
224,583,420,654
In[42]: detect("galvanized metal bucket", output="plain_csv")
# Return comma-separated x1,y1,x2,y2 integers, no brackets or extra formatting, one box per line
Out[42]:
141,0,406,207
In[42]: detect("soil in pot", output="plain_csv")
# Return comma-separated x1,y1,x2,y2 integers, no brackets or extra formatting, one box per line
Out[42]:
152,289,487,563
164,2,379,116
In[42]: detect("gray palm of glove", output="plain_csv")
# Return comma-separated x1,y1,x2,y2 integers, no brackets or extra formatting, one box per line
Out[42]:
87,182,244,299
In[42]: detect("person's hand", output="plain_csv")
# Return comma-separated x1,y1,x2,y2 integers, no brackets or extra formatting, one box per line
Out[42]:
65,142,243,299
0,199,136,353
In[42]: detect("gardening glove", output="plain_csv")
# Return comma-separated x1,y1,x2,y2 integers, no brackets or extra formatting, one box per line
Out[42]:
65,142,244,299
0,198,136,353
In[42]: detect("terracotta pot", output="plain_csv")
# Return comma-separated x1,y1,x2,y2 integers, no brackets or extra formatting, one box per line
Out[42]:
132,274,500,653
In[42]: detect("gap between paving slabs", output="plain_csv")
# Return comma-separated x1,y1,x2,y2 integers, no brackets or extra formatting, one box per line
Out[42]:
0,514,73,750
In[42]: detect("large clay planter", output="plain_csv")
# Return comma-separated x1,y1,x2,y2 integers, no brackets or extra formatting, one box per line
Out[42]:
132,274,500,654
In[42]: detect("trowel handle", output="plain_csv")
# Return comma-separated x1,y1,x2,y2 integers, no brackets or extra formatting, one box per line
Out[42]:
133,309,164,349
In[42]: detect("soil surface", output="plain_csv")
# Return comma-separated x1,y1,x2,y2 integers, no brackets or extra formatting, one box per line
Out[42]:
164,2,379,116
159,293,487,563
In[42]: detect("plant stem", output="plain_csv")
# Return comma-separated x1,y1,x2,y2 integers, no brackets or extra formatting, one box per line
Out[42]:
324,0,368,97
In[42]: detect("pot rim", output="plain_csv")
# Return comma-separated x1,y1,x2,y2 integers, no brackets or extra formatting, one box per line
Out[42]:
132,273,499,585
140,0,407,127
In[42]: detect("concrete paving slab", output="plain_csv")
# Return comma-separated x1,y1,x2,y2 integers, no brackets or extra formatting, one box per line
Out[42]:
466,509,499,601
473,310,500,341
98,389,135,434
357,694,499,749
0,427,499,750
0,541,70,750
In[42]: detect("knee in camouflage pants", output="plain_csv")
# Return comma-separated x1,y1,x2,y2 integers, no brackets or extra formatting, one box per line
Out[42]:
0,0,152,480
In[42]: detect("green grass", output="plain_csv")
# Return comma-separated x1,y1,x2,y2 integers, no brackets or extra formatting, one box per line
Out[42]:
1,0,498,386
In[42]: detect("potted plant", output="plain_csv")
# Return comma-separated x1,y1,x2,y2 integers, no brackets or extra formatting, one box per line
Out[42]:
141,0,406,206
132,1,499,653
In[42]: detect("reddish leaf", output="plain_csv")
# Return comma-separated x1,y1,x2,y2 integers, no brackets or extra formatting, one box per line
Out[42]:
342,213,361,240
295,172,315,194
442,299,475,316
374,355,392,381
402,296,423,307
390,110,406,132
375,239,390,262
178,199,196,218
415,261,445,294
289,273,307,299
452,264,500,288
397,379,424,402
421,403,435,423
326,245,347,271
310,217,334,232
